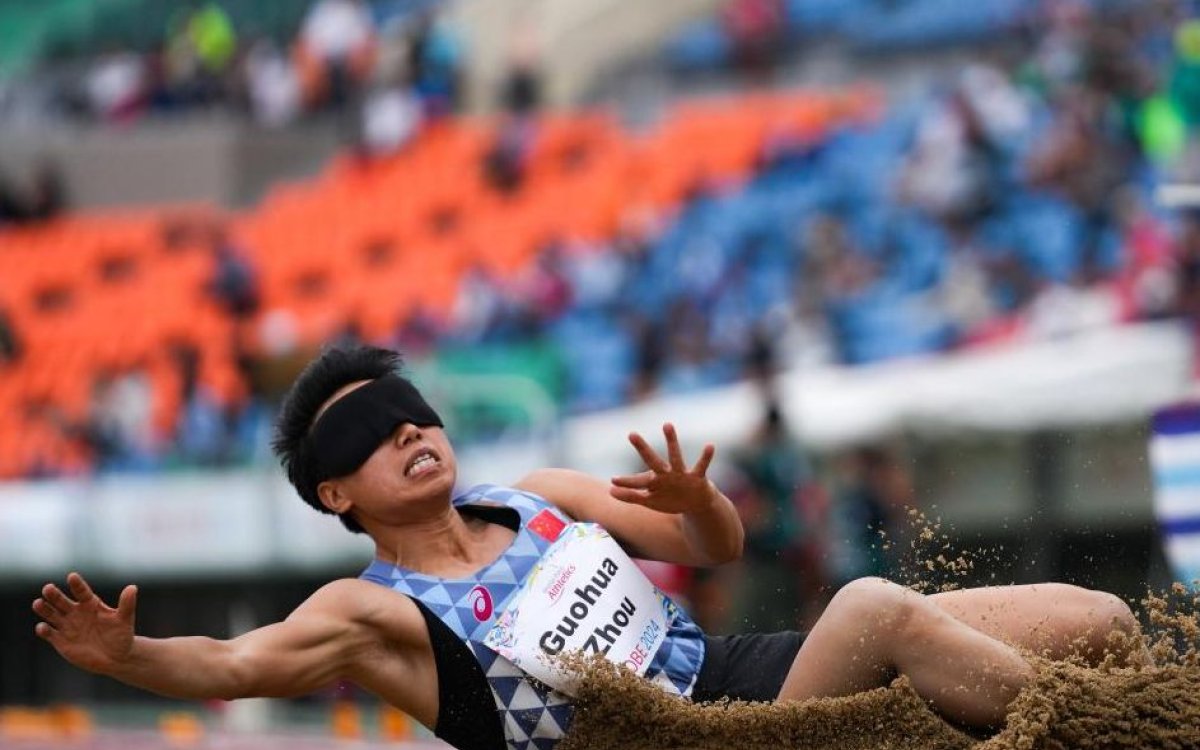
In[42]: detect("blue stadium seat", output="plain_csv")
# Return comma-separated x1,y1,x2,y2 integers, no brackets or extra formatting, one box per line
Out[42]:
664,18,733,73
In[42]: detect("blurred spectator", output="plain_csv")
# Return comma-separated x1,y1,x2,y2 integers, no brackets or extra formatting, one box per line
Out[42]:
206,225,260,321
959,63,1032,147
360,84,422,155
0,170,24,224
88,368,160,471
500,25,543,116
451,265,507,344
356,22,424,156
1031,0,1091,92
86,49,147,123
1113,188,1175,320
628,313,667,401
0,161,65,225
394,304,443,357
24,159,66,222
796,214,852,316
0,306,20,365
245,39,302,128
203,224,261,404
482,115,535,192
408,12,463,116
1177,209,1200,311
297,0,377,110
827,445,912,587
726,396,821,631
169,343,235,466
720,0,785,78
1173,209,1200,379
939,245,1000,340
899,88,1005,235
502,60,542,116
1027,87,1133,281
164,1,238,107
512,245,573,330
1170,19,1200,128
659,298,717,393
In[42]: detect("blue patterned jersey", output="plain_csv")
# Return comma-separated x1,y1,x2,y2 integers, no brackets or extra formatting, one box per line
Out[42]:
360,484,706,750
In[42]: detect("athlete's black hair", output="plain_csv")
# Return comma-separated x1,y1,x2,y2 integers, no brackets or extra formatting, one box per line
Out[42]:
272,345,407,534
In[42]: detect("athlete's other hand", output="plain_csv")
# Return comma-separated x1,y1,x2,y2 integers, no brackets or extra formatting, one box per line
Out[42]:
33,572,138,675
610,423,717,514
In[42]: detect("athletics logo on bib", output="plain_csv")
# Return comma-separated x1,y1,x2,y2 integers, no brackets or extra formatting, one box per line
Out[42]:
483,523,672,694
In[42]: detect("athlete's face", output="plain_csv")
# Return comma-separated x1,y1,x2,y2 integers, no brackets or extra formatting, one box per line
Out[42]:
314,380,457,529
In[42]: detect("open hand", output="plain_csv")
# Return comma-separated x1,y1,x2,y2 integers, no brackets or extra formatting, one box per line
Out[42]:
33,572,138,676
610,423,717,514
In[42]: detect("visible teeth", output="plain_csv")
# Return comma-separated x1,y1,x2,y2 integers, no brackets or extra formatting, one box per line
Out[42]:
407,454,436,476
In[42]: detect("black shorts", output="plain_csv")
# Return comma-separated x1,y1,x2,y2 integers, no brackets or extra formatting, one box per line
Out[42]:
691,631,806,703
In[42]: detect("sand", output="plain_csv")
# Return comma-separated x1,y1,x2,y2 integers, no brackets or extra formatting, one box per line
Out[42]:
559,592,1200,750
559,514,1200,750
561,654,1200,750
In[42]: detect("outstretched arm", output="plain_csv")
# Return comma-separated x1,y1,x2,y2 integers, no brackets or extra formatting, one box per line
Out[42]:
33,573,406,701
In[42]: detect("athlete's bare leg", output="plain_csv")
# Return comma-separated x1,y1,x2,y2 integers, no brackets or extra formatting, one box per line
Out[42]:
928,583,1150,667
775,577,1032,728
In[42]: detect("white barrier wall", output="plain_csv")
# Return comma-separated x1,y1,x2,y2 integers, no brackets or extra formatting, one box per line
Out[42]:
0,471,372,582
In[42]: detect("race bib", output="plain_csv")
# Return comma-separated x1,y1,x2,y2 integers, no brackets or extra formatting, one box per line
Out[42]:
483,523,672,695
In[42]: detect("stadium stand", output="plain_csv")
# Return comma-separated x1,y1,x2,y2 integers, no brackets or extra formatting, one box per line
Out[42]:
1,0,1194,480
0,88,878,479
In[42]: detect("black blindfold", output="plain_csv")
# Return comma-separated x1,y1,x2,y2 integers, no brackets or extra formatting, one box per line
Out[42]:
309,375,443,481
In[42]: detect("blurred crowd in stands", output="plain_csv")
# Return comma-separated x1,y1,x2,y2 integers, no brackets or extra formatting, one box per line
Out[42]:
1,0,470,140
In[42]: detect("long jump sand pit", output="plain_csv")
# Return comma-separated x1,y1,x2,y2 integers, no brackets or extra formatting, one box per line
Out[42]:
560,591,1200,750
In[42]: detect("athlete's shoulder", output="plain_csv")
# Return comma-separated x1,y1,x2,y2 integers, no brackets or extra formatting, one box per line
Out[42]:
461,481,562,513
513,467,592,500
514,468,599,516
300,577,425,642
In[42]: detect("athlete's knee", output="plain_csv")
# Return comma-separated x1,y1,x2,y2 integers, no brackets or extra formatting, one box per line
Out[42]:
1051,584,1135,631
828,577,918,634
1056,585,1140,654
1082,590,1139,638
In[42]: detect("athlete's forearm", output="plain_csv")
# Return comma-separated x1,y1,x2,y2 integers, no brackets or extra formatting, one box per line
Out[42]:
108,636,251,701
681,481,744,565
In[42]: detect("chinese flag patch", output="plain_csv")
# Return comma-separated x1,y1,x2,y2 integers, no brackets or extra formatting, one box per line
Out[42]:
528,509,567,542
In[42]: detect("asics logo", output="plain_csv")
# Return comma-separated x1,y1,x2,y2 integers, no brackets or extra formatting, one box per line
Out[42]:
469,585,494,621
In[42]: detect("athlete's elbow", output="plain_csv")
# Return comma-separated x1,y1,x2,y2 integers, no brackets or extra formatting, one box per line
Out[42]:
723,532,745,564
705,531,743,566
220,649,300,700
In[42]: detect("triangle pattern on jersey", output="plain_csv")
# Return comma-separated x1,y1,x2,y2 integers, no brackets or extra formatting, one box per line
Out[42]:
403,577,440,596
530,707,566,740
476,645,504,674
510,706,548,739
505,714,529,744
419,584,455,608
508,680,547,711
485,554,519,584
544,703,575,733
423,600,454,621
490,676,524,706
453,605,483,638
508,532,542,559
